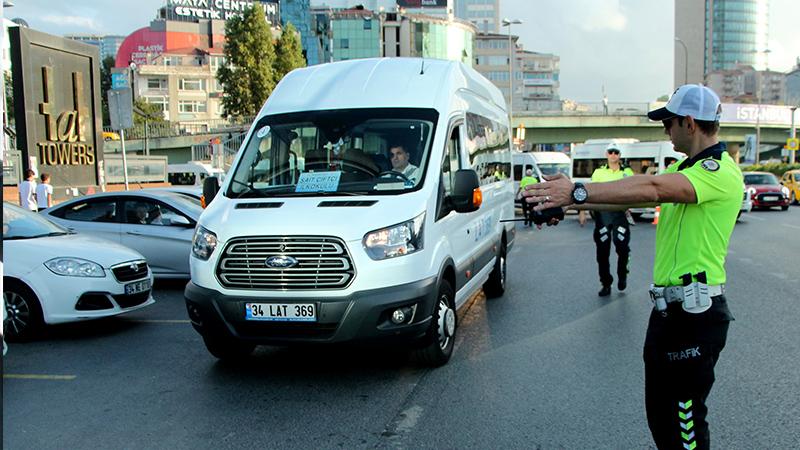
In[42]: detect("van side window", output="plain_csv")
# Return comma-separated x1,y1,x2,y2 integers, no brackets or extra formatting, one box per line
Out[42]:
465,112,511,184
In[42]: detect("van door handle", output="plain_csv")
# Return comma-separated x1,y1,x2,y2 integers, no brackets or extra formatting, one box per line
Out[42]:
126,231,144,236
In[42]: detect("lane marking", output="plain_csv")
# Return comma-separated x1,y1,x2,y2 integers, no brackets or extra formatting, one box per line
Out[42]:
126,319,191,324
743,215,766,221
4,374,76,380
781,223,800,230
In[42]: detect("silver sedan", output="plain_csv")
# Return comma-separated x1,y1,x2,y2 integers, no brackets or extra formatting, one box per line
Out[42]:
42,191,203,278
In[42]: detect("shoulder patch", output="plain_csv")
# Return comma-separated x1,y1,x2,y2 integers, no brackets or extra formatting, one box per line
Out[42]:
701,160,720,172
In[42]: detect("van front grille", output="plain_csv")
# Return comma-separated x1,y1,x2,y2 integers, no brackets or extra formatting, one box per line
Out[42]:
216,236,355,290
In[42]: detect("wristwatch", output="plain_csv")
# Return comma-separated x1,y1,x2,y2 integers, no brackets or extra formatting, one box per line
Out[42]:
572,182,588,205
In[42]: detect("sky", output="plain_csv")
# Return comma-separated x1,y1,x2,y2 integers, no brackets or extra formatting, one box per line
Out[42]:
3,0,799,102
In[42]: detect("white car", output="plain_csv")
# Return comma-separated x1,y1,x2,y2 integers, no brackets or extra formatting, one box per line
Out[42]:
3,203,155,341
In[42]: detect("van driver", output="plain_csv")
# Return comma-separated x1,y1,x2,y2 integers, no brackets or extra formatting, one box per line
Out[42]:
389,145,419,182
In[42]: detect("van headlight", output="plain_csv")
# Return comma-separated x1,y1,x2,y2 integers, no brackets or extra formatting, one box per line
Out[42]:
45,258,105,277
363,213,425,260
192,226,218,260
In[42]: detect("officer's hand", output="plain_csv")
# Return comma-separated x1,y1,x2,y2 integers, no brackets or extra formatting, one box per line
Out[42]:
578,210,586,227
523,173,574,211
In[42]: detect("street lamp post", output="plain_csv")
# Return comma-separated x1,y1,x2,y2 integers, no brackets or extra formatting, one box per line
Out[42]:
502,18,522,125
791,106,797,164
675,37,688,85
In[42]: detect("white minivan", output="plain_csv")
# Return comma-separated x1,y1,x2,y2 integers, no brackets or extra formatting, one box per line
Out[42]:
186,58,515,366
512,151,571,202
167,162,225,186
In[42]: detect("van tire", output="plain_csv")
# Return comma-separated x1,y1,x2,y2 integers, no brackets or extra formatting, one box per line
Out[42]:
483,241,507,298
202,334,256,361
3,279,44,342
415,280,456,367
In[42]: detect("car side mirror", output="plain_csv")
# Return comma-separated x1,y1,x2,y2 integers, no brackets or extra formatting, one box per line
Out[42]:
451,169,482,213
202,176,219,207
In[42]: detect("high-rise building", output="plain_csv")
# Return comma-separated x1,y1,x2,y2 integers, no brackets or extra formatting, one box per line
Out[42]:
310,6,475,65
674,0,769,89
64,34,126,61
706,64,785,104
786,59,800,107
454,0,499,33
282,0,320,65
473,33,560,112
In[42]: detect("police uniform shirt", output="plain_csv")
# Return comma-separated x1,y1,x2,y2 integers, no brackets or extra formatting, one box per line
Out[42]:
653,143,742,286
519,175,539,189
591,165,634,225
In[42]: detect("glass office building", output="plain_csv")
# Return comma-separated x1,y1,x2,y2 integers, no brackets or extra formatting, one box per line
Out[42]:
706,0,769,72
281,0,321,66
331,14,382,61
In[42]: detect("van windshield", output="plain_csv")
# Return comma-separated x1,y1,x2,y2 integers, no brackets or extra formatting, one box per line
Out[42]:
227,108,438,198
537,163,570,177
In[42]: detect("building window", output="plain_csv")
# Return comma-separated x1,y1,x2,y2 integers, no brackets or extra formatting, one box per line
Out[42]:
210,56,226,71
146,78,167,90
363,19,372,30
143,96,168,113
340,38,349,49
179,100,207,113
179,78,206,91
163,56,181,66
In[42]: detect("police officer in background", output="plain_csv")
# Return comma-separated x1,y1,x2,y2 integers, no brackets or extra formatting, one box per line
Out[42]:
523,84,740,450
581,144,634,296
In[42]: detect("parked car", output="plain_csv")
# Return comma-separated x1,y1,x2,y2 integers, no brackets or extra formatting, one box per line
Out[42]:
3,203,154,341
740,183,752,219
780,169,800,205
743,172,790,211
102,131,120,141
42,191,203,278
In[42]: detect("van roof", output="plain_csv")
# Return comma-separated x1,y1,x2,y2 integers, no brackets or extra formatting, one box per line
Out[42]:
262,58,506,116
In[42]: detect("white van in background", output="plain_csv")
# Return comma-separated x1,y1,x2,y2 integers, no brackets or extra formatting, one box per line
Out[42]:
186,58,515,367
572,139,685,219
167,162,225,186
512,151,571,205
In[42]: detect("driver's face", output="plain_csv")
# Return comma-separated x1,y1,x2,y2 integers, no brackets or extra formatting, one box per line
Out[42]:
390,147,409,170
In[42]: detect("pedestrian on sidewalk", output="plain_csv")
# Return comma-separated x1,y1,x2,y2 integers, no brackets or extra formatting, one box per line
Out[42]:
36,173,53,211
523,84,739,450
18,169,37,212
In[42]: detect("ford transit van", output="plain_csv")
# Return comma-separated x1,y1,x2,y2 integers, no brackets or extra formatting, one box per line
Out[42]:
185,58,515,366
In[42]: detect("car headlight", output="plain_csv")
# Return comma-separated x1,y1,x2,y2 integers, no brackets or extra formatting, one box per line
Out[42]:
192,226,218,260
781,186,790,197
363,213,425,260
747,187,756,196
45,258,105,278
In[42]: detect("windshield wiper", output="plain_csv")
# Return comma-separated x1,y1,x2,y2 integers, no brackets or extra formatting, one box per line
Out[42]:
229,179,290,198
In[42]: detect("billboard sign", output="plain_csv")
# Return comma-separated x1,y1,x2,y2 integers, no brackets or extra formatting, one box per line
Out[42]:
397,0,449,7
720,104,794,126
165,0,280,24
9,27,104,188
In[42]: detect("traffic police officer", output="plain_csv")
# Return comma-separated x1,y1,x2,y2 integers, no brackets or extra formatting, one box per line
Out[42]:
586,144,635,296
516,168,539,226
522,84,740,450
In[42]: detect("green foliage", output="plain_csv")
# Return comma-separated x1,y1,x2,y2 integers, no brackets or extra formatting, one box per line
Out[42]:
274,22,306,83
657,94,669,102
100,56,115,125
218,4,276,118
740,163,800,177
133,98,165,125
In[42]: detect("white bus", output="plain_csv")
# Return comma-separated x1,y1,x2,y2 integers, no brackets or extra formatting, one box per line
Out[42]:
572,139,685,219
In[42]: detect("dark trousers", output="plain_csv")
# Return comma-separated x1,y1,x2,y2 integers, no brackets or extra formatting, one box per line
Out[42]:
522,201,534,225
593,221,630,286
643,297,733,450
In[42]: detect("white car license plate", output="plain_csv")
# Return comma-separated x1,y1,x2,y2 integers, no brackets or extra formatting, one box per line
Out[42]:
125,279,151,295
762,195,779,201
246,303,317,322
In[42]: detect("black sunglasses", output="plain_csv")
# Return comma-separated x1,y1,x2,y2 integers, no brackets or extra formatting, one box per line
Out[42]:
662,116,685,131
607,149,620,155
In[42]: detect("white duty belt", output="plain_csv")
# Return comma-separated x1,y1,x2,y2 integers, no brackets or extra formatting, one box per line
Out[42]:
648,283,724,313
649,284,724,303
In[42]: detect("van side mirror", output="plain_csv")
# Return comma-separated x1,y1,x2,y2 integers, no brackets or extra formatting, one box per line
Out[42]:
203,176,219,207
451,169,481,213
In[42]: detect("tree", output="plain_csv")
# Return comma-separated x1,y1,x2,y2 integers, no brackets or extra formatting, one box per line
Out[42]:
274,22,306,83
133,98,165,126
217,4,276,118
100,56,115,125
657,94,670,102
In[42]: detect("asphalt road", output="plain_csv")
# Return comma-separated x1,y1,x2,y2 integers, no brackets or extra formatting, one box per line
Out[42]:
3,206,799,449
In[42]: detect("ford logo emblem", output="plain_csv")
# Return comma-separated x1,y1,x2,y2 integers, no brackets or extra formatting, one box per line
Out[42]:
265,255,298,269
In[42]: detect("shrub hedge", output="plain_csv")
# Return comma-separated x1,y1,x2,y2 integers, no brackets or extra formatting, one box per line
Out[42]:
739,163,800,177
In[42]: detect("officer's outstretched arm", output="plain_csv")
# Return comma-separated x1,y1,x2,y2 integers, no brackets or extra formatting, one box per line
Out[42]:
523,173,697,211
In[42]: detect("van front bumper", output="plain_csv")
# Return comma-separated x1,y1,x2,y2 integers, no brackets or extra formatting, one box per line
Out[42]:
184,277,438,345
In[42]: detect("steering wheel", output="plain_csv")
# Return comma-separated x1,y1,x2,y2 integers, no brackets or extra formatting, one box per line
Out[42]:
378,171,411,182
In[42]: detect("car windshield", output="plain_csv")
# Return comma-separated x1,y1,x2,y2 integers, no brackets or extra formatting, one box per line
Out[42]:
3,202,69,239
164,193,203,212
744,174,779,185
537,163,570,177
227,108,438,198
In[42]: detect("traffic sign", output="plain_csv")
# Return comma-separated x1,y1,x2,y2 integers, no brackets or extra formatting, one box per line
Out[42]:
108,88,133,130
111,72,129,90
786,138,799,151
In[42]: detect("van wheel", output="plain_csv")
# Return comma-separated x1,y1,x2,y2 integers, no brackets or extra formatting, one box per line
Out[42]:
202,334,256,361
483,242,507,298
416,280,456,367
3,280,44,342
